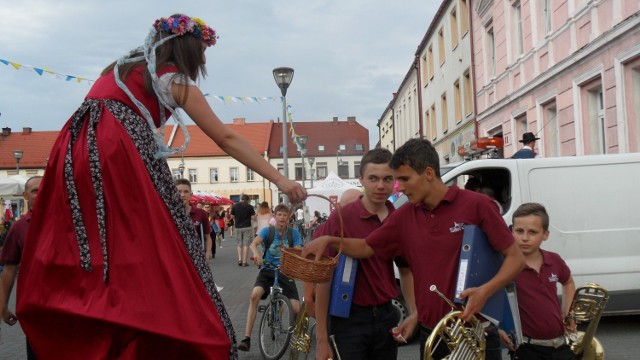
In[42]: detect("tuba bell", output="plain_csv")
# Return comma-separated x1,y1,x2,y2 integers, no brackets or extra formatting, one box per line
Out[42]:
289,302,313,360
566,283,609,360
424,285,485,360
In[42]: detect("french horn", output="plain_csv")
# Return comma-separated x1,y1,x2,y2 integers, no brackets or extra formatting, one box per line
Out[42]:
424,285,485,360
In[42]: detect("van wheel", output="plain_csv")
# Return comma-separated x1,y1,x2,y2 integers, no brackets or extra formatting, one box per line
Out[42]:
390,298,417,344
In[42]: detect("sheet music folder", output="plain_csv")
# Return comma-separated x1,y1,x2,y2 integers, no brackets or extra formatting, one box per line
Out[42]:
329,254,358,318
454,224,507,324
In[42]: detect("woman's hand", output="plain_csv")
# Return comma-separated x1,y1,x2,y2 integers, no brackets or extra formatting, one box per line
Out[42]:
276,178,307,203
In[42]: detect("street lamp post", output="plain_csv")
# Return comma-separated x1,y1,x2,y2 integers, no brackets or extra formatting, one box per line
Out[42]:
298,135,308,189
307,157,315,188
178,156,185,179
273,67,294,203
13,150,23,174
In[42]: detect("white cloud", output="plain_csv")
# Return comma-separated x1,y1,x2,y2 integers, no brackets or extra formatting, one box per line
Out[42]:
0,0,439,147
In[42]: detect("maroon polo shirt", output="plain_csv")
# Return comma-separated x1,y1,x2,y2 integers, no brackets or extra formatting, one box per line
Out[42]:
0,211,32,265
365,185,514,328
515,249,570,340
189,207,211,242
315,198,404,307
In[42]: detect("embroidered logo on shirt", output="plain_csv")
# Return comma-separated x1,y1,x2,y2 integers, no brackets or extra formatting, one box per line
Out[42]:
449,222,465,233
548,273,559,282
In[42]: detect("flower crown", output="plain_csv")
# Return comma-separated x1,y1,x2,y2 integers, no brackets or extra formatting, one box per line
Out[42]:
153,16,218,46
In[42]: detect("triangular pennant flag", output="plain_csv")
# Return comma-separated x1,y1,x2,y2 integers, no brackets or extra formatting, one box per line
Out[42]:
34,68,44,75
44,68,55,74
223,96,232,104
216,96,224,102
22,64,35,73
65,75,75,81
0,59,9,65
10,62,22,70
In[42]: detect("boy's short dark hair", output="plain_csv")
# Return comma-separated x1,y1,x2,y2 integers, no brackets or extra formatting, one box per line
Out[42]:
175,178,191,189
390,138,441,178
359,148,392,177
241,194,250,202
512,202,550,231
273,204,289,214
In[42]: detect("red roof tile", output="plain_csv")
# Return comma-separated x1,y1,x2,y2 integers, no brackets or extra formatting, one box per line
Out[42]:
268,117,369,158
166,120,273,158
0,129,59,169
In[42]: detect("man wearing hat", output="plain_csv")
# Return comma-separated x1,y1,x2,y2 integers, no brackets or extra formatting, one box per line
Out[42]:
512,132,540,159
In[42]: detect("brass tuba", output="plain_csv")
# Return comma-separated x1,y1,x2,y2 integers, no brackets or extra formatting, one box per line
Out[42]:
289,302,313,360
566,283,609,360
424,285,485,360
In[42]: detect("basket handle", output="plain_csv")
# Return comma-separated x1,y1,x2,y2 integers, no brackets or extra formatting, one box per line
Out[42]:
289,194,344,259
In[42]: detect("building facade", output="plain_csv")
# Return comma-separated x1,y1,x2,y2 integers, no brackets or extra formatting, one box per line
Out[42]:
268,116,369,204
418,0,477,164
472,0,640,157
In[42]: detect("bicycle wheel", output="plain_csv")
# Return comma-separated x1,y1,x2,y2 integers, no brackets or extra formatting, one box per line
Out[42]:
258,293,295,360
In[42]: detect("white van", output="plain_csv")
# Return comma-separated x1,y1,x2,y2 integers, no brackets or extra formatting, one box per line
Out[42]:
394,153,640,315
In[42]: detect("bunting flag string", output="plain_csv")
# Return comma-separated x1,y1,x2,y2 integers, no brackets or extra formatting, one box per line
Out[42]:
1,57,282,103
0,57,95,85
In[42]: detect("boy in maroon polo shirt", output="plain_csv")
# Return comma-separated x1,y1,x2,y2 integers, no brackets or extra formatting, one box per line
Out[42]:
500,203,576,359
303,139,525,360
176,179,212,261
308,148,416,360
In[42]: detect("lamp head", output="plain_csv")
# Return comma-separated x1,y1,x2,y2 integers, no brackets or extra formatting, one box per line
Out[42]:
273,67,294,96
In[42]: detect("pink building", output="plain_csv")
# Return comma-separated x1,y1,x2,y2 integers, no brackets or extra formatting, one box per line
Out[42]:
472,0,640,157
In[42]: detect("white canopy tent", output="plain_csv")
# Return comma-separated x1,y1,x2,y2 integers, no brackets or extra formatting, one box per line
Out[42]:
306,172,360,218
0,175,27,196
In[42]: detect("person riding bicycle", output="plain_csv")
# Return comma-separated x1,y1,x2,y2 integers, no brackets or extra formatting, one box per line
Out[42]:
238,204,303,352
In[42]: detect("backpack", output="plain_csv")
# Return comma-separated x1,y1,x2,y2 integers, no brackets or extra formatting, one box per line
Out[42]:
263,226,294,259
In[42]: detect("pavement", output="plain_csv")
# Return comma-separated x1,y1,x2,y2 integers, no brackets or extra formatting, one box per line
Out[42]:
0,231,422,359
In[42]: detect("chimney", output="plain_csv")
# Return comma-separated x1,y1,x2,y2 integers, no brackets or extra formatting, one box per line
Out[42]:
1,127,10,136
332,117,338,123
232,118,246,125
347,116,356,123
22,127,32,135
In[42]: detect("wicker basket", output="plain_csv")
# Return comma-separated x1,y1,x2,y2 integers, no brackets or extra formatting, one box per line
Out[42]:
280,194,343,283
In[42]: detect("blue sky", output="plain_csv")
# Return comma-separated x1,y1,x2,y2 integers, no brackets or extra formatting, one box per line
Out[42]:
1,0,439,146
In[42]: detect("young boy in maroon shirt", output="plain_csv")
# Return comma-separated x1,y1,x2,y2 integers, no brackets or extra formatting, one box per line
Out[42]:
303,139,525,360
501,203,577,359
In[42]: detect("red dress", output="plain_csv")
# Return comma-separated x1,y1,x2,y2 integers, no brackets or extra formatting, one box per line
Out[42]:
16,66,236,359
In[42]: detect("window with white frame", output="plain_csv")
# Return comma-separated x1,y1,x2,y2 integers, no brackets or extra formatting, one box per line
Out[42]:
209,168,218,183
172,169,181,180
339,144,346,151
515,113,528,143
354,161,361,178
624,58,640,152
485,20,496,78
277,164,284,175
438,27,446,65
542,0,552,36
316,162,328,179
246,168,255,182
580,78,605,155
318,145,325,151
188,169,197,183
441,92,449,134
512,2,523,57
463,69,473,116
338,162,349,179
450,8,459,49
542,100,559,157
454,80,462,124
355,144,364,151
294,163,303,181
230,167,239,182
460,0,469,35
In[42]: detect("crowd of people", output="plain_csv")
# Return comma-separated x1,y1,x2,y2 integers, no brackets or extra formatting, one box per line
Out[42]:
0,11,578,360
